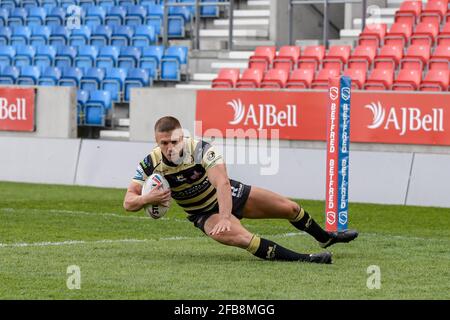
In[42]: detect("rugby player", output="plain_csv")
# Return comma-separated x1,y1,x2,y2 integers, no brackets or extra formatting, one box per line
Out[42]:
123,117,358,264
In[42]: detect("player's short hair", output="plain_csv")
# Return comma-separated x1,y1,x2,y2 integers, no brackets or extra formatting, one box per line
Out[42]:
154,116,181,133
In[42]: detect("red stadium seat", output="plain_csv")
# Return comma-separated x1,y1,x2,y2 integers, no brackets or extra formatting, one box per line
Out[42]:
211,68,240,88
437,21,450,46
364,68,394,90
260,68,289,89
410,21,439,46
343,68,367,89
420,0,448,24
273,46,301,72
358,24,387,48
374,45,404,70
248,46,276,72
428,45,450,70
384,22,413,47
285,68,315,89
235,68,263,88
311,68,340,89
420,69,450,91
347,45,377,70
392,69,422,91
297,45,325,71
395,1,422,25
400,44,431,70
322,45,352,71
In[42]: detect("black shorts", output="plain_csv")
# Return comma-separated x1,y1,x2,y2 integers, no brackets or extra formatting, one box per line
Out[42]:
187,179,251,233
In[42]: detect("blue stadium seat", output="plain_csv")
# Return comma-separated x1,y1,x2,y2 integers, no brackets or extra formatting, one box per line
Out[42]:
38,66,61,86
74,45,98,69
85,90,112,126
201,0,219,18
98,0,117,11
34,45,57,71
124,68,150,101
58,66,83,86
96,45,119,69
105,6,127,27
125,5,146,26
11,26,31,46
69,25,91,47
132,25,156,47
81,67,105,91
0,26,11,46
140,45,164,79
26,7,47,26
0,1,18,11
22,0,41,9
145,4,163,35
90,25,112,48
0,45,15,69
79,0,98,9
101,67,126,101
45,7,66,27
77,89,89,125
111,25,134,47
160,46,188,81
13,44,36,67
168,5,191,38
0,66,19,84
17,65,40,85
49,25,69,47
0,9,8,27
60,0,77,10
119,0,136,7
85,6,106,29
8,8,27,27
179,0,195,16
41,1,59,12
55,45,77,68
118,46,141,69
141,0,157,6
30,25,51,46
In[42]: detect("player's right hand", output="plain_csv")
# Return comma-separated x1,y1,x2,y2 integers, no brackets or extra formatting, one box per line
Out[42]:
141,187,171,206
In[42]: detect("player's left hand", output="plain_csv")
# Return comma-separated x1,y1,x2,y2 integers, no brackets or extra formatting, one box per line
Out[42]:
209,216,232,236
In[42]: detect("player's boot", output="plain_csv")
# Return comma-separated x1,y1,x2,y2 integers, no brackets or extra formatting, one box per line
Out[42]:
308,252,332,264
319,229,359,248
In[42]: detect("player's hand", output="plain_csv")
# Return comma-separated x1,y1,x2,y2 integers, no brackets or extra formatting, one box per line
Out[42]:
141,187,171,206
209,216,232,236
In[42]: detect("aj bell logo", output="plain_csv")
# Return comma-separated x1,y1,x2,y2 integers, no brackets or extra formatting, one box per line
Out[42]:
365,101,444,136
227,99,298,130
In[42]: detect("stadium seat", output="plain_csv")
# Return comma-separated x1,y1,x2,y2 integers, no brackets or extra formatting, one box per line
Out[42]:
201,0,219,18
364,68,394,90
22,0,40,9
41,0,59,12
272,46,301,73
347,45,377,70
297,45,325,70
392,68,422,91
118,46,141,69
400,44,431,70
420,0,447,24
235,68,263,88
69,25,92,47
61,0,78,10
111,25,134,47
58,66,83,86
420,69,449,91
11,26,31,46
160,46,188,81
49,25,69,47
260,68,289,89
0,0,18,11
17,65,40,85
323,45,352,71
384,22,413,47
30,25,51,46
101,67,127,101
395,0,422,25
132,25,156,47
38,66,61,86
45,7,66,27
8,8,27,27
55,45,77,68
125,5,146,26
437,21,450,46
90,25,112,48
374,45,404,70
343,68,366,89
248,46,276,72
211,68,240,88
26,7,47,26
285,68,315,89
311,68,340,89
0,66,19,84
85,6,106,29
124,68,150,101
0,45,15,69
358,24,387,48
81,67,106,91
168,6,190,38
96,45,120,69
140,45,164,79
105,6,127,27
0,26,11,46
74,45,98,69
119,0,136,6
13,44,36,67
98,0,117,12
428,45,450,70
410,21,439,46
146,4,163,35
34,45,57,71
77,89,89,125
85,90,112,126
0,9,8,27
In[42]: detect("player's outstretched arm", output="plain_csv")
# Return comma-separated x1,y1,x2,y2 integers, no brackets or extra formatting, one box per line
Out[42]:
207,164,233,235
123,181,171,212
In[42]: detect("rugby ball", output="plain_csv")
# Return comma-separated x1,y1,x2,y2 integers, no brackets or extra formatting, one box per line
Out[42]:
141,173,171,219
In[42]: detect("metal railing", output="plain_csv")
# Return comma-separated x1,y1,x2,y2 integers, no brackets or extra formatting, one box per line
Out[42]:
162,0,235,51
289,0,368,48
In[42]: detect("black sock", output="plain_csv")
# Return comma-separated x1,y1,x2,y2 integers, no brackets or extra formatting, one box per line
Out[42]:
246,236,310,262
290,209,331,243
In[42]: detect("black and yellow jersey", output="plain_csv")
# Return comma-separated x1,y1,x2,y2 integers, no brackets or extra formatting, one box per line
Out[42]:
132,138,224,215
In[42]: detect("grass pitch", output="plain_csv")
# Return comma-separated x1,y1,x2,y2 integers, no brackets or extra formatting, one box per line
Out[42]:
0,181,449,300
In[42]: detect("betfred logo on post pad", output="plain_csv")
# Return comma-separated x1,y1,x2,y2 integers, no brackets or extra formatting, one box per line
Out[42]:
0,88,36,132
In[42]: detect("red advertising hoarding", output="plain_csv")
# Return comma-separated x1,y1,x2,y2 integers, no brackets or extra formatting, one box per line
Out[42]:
196,90,450,146
0,87,36,132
